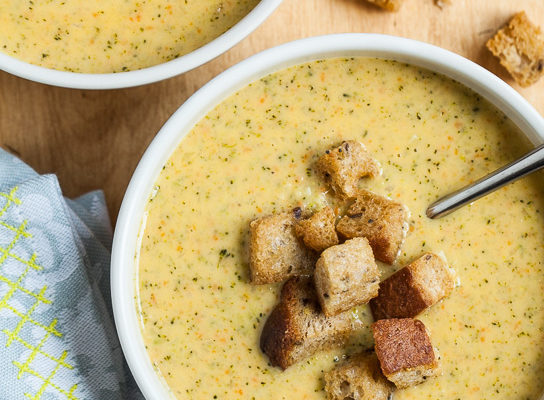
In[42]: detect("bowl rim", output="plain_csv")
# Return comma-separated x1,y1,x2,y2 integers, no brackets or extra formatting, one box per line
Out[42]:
111,33,544,399
0,0,283,90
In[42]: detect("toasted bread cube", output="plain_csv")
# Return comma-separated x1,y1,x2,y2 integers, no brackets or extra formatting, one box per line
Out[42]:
315,238,380,316
249,209,316,284
324,352,395,400
370,253,455,320
336,190,408,264
486,12,544,87
295,206,339,252
366,0,402,11
260,276,357,369
315,141,380,198
372,318,440,389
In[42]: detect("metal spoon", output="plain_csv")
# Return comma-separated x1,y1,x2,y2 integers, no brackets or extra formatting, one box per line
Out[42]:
426,144,544,219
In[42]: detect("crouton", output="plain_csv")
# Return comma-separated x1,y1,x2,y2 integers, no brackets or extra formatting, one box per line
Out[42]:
336,190,409,264
370,253,455,320
366,0,402,11
249,208,316,285
315,141,380,198
260,276,357,369
372,318,440,389
486,12,544,87
295,206,339,252
315,238,380,316
324,352,395,400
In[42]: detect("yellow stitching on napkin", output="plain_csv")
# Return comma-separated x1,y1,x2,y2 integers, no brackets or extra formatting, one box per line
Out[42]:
0,188,31,237
0,269,50,304
0,187,22,205
0,187,79,400
13,358,78,400
8,334,73,370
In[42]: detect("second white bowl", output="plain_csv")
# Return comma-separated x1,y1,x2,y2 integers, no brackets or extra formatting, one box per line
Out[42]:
0,0,282,89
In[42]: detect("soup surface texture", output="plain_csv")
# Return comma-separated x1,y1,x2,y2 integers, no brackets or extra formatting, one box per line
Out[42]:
137,58,544,399
0,0,259,73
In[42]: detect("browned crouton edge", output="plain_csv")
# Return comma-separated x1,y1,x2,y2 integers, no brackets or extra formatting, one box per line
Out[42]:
260,276,355,369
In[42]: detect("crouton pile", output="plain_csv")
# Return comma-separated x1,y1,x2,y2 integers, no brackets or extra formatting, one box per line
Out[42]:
248,140,457,399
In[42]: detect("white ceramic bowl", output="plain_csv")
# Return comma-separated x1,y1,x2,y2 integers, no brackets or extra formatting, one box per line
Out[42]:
0,0,282,89
111,33,544,399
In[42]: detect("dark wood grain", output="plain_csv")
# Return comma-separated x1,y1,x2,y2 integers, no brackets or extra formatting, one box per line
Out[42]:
1,0,542,222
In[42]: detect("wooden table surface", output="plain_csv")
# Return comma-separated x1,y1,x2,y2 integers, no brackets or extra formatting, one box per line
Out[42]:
1,0,543,223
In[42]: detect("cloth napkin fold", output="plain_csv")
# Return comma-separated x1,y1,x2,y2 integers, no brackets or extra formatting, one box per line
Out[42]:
0,148,142,400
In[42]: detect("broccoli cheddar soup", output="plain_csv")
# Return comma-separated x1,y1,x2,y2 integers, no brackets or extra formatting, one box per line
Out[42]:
0,0,259,73
137,58,544,399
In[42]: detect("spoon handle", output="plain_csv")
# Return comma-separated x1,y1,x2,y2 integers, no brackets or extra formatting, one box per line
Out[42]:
427,144,544,219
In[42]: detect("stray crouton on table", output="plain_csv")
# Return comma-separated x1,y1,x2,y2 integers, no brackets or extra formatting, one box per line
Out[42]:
486,11,544,87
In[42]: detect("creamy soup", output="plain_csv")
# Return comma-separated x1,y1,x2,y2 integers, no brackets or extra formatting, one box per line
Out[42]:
0,0,259,73
137,58,544,399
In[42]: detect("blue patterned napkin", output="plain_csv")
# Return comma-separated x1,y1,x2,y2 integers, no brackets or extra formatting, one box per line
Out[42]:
0,148,142,400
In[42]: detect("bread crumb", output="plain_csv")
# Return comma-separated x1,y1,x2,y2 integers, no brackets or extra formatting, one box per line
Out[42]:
366,0,402,11
433,0,451,9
